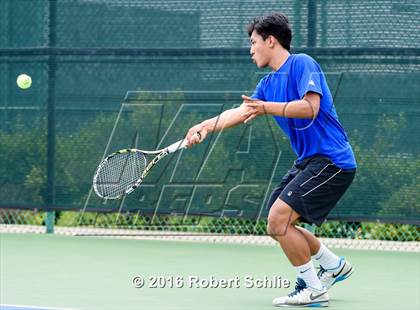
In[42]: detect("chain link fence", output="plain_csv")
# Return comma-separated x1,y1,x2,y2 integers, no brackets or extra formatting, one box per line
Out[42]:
1,0,419,49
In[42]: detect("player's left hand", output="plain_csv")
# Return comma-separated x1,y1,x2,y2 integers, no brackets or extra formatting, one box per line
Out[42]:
241,95,267,123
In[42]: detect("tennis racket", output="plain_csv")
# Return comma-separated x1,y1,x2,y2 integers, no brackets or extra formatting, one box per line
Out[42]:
93,133,200,200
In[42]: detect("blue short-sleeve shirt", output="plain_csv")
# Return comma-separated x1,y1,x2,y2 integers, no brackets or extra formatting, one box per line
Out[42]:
252,53,356,169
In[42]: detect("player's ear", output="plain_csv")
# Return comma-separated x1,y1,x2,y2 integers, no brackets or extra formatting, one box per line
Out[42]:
268,35,276,48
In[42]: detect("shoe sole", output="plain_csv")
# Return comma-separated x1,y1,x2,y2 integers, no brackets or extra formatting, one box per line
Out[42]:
274,300,329,307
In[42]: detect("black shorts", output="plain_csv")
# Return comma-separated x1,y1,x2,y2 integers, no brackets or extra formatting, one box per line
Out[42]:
267,156,356,226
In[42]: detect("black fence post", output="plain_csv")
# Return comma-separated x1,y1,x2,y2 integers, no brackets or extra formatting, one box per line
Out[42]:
46,0,57,233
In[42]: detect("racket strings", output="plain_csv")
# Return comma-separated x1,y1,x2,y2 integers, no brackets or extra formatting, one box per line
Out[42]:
95,151,147,199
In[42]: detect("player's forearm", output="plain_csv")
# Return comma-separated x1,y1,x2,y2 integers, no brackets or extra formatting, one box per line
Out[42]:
264,99,318,119
201,107,246,133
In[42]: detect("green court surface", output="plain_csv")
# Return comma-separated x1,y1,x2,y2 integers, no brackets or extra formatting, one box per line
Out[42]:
1,233,419,310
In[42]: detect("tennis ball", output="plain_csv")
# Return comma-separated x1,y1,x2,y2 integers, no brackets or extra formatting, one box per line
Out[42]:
16,74,32,89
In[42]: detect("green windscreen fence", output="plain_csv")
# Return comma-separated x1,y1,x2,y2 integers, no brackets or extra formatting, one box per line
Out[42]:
0,0,419,229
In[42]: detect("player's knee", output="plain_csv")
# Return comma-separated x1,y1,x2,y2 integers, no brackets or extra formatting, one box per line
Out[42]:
267,211,290,237
267,199,298,237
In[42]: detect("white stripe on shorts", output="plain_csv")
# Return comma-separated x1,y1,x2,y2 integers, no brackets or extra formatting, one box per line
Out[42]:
301,168,342,197
299,163,333,187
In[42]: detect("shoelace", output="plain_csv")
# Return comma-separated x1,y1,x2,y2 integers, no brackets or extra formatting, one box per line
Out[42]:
288,278,307,297
317,265,327,279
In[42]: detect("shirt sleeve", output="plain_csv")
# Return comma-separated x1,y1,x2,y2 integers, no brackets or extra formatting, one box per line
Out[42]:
294,55,323,99
251,77,266,100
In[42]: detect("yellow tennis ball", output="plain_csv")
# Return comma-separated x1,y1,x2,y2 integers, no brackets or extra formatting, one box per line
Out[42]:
17,74,32,89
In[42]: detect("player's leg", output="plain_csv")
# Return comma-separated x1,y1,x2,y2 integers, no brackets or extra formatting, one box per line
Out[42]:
295,226,353,289
268,199,329,307
269,155,356,306
295,225,321,255
267,200,313,266
288,156,356,290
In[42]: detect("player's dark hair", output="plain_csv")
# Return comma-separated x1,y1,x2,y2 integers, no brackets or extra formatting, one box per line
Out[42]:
246,12,292,51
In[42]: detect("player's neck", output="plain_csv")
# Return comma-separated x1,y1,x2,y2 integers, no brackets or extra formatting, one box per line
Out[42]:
269,49,291,71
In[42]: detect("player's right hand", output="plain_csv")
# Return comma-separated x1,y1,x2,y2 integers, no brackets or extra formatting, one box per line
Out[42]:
186,124,207,147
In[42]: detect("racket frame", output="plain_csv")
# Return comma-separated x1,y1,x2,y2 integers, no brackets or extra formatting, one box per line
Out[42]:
93,139,189,199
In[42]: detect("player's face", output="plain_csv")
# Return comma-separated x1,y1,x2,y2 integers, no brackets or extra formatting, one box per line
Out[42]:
249,31,271,68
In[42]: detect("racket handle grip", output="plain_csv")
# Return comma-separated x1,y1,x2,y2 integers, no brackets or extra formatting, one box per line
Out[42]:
166,139,189,153
166,132,201,153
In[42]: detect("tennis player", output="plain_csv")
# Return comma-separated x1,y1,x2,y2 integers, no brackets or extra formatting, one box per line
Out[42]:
186,12,356,307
